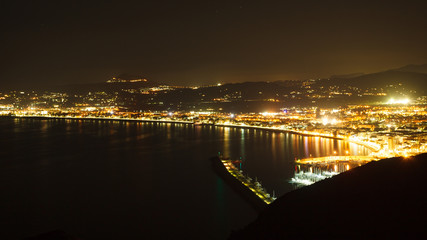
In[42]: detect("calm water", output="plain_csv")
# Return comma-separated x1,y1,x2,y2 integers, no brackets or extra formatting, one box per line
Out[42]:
0,118,370,239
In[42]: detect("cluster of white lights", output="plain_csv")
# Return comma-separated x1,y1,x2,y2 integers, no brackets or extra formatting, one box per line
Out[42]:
322,117,338,125
387,98,410,105
261,112,279,116
82,107,97,111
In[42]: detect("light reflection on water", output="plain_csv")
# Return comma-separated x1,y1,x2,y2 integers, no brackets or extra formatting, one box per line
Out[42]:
218,126,372,197
291,161,366,188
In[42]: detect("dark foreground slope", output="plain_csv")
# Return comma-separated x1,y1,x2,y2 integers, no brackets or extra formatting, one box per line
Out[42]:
230,153,427,239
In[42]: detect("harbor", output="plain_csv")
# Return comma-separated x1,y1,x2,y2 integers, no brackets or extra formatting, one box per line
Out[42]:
290,155,380,187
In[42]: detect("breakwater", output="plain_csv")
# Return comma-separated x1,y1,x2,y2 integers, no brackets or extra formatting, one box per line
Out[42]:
211,157,276,213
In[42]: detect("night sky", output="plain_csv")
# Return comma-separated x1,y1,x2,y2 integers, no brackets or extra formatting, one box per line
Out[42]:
1,0,427,88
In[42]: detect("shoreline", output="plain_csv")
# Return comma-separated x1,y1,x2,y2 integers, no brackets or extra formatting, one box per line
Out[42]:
214,123,381,152
5,115,194,124
2,115,380,153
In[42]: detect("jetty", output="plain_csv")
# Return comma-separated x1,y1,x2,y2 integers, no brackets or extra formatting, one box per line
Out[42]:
211,156,276,212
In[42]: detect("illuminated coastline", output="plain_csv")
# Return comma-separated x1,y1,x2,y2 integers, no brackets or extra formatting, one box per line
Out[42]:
4,113,382,154
2,99,426,162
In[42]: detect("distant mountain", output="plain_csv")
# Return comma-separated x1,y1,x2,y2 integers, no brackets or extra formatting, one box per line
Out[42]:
345,70,427,89
394,63,427,74
329,73,365,79
157,81,295,103
317,70,427,96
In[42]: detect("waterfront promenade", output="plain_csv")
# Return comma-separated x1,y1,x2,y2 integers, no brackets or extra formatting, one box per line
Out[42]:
297,155,380,165
5,114,381,154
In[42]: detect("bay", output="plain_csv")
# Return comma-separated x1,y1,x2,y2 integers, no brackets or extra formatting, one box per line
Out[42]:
0,118,370,239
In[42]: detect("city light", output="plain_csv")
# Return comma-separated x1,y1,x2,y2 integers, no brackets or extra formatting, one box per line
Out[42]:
2,93,426,162
322,117,338,125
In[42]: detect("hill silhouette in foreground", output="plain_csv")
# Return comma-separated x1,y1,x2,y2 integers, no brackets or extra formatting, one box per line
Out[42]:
230,153,427,239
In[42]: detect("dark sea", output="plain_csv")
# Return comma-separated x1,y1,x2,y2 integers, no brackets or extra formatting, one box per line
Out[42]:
0,117,370,239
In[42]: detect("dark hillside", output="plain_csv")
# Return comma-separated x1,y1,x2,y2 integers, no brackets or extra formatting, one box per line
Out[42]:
54,81,159,94
395,64,427,74
315,71,427,96
231,153,427,239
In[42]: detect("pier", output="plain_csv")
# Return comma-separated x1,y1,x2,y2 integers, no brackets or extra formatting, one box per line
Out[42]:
221,160,276,204
211,157,276,212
